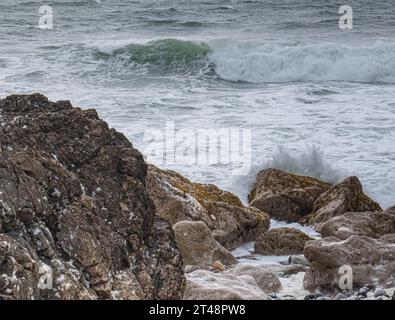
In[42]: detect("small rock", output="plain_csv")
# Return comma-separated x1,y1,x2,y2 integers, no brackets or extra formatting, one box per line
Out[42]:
304,293,323,300
212,261,225,272
334,293,347,300
288,255,310,266
358,286,369,297
374,289,387,298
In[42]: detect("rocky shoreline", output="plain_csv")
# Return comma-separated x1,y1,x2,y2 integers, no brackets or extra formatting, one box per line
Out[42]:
0,93,394,300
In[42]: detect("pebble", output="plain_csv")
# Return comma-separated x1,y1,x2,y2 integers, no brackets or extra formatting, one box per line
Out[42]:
211,261,225,272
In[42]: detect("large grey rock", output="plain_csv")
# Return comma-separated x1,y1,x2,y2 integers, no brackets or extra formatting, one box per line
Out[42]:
147,165,270,250
184,269,271,300
0,93,185,300
303,235,395,291
173,220,237,267
254,227,313,255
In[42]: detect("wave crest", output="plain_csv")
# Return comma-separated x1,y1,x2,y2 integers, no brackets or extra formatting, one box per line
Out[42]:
95,39,211,73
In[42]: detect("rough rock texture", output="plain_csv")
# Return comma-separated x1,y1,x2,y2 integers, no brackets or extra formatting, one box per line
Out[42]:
184,269,270,300
173,220,237,267
303,236,395,291
0,93,185,300
303,176,382,227
147,165,270,250
320,209,395,240
254,227,313,255
229,264,282,294
248,169,331,222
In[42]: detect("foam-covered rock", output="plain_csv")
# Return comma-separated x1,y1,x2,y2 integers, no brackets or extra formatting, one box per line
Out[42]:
184,269,271,300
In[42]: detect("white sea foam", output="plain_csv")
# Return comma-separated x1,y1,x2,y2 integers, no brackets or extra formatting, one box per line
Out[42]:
209,40,395,83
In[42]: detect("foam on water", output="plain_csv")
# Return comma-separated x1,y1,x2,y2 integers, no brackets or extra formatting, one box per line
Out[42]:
209,40,395,83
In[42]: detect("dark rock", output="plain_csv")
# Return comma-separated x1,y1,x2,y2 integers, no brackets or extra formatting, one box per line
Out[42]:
254,227,313,255
147,165,270,250
0,93,185,299
248,168,331,222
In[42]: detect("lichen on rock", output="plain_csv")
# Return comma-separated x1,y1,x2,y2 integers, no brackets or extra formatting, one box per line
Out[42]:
0,93,185,300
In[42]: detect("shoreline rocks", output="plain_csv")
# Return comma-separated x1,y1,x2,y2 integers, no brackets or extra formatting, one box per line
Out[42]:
173,220,237,267
248,168,331,222
303,235,395,291
0,93,185,300
147,165,270,250
302,176,382,228
254,227,313,256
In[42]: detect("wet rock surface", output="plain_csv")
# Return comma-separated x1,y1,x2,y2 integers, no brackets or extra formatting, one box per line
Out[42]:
0,94,185,300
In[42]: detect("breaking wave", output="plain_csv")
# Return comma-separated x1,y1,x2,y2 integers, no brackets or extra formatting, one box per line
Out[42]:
94,39,211,74
209,40,395,83
264,145,346,184
94,39,395,83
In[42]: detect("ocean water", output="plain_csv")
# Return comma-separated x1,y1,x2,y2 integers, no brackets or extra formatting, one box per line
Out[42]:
1,0,394,208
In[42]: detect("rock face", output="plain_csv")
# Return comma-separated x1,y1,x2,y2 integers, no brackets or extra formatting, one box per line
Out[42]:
248,169,331,222
320,209,395,240
173,220,237,267
147,165,270,250
303,176,382,227
0,94,185,300
303,235,395,291
254,227,313,255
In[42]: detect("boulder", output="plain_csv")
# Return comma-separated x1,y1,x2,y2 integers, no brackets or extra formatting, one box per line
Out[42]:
320,209,395,240
0,93,185,300
173,220,237,267
303,176,382,227
184,269,270,300
254,227,313,255
248,169,331,222
147,165,270,250
229,264,282,294
303,235,395,291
